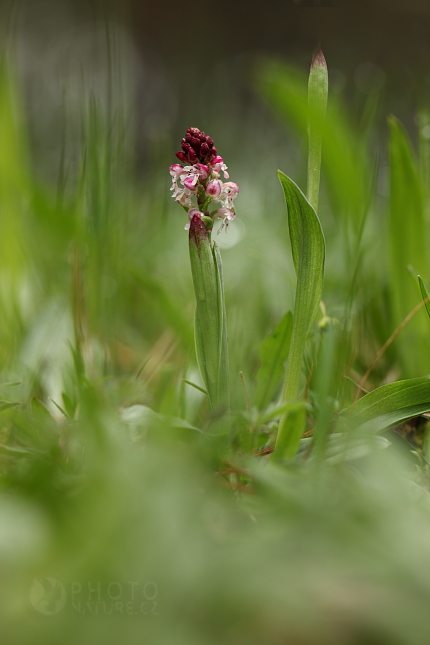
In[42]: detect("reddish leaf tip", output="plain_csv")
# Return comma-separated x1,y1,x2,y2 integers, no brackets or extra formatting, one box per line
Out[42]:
189,214,208,251
311,48,327,71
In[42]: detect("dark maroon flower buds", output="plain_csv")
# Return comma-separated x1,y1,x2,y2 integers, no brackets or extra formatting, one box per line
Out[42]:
175,127,217,164
187,149,197,163
200,142,209,157
170,127,238,232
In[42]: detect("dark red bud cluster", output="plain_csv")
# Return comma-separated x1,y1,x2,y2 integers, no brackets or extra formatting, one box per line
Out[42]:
176,127,217,164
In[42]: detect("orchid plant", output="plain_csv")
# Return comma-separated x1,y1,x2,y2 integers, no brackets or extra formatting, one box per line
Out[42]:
170,128,239,419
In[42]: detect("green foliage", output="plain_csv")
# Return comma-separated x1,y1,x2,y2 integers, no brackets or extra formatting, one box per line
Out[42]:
273,173,325,460
189,222,229,415
338,377,430,433
388,117,429,375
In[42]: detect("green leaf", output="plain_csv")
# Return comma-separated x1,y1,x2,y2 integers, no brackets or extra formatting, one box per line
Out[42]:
338,377,430,433
49,397,71,420
189,217,229,412
181,379,207,396
213,242,230,410
273,173,325,460
279,174,325,384
255,311,293,410
278,172,325,320
61,392,77,419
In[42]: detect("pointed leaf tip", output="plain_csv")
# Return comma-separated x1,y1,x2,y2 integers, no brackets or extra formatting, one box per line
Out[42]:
189,214,209,252
311,48,327,71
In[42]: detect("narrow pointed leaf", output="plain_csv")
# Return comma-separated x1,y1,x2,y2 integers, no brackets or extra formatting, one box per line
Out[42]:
278,171,325,398
273,173,325,460
181,379,208,396
189,216,229,411
338,377,430,433
213,242,230,409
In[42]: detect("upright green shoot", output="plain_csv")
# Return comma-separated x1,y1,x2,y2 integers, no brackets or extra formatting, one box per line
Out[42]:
307,49,328,212
272,50,327,460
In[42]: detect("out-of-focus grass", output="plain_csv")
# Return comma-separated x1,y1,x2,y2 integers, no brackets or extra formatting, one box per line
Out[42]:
2,13,430,645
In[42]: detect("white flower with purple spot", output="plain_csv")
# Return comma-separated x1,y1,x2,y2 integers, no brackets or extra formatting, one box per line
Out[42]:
219,182,239,209
214,207,235,234
183,173,199,191
206,178,222,199
210,155,230,179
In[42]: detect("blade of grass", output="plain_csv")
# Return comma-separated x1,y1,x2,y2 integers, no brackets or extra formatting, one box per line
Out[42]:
387,116,429,375
341,376,430,433
181,379,208,396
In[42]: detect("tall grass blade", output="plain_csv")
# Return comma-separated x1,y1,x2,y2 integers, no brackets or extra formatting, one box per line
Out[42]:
388,116,429,375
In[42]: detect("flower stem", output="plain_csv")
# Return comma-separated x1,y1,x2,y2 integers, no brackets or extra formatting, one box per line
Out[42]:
307,48,328,213
189,215,229,417
272,51,327,461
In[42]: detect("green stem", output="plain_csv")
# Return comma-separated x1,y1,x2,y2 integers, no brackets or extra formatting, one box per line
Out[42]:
189,216,229,418
307,48,328,212
272,51,327,461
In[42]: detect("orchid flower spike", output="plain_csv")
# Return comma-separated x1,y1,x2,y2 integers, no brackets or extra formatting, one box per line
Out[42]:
169,127,239,235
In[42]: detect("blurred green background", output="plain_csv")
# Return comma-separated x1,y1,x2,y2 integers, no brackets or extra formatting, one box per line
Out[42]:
2,1,430,643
